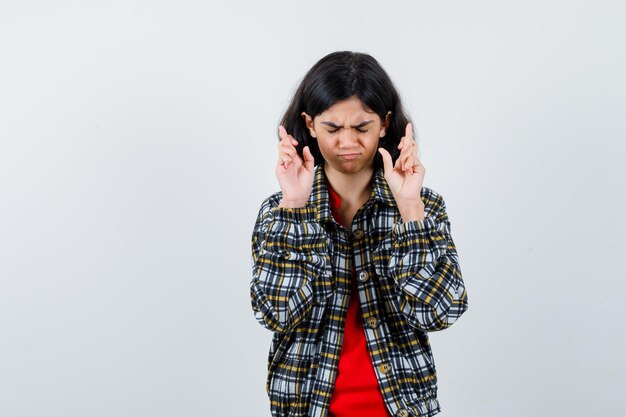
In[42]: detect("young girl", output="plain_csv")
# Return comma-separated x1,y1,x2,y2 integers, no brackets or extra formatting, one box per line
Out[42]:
250,51,468,417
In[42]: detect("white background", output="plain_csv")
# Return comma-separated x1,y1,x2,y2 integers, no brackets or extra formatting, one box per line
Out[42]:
1,1,625,416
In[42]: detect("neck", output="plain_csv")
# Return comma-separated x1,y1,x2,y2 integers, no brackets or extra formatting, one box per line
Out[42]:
324,162,374,207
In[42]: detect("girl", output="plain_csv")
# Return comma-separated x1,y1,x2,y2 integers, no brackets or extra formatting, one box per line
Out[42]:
250,51,468,417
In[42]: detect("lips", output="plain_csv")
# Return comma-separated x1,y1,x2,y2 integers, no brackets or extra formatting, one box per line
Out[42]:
338,153,360,160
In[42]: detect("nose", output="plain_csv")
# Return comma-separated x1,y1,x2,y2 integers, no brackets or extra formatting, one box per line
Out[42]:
338,129,359,148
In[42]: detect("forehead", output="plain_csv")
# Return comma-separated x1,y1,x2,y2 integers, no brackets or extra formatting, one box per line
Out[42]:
317,96,379,121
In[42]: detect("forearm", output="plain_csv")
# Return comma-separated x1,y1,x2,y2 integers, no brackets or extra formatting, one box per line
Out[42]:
390,195,468,331
250,200,334,333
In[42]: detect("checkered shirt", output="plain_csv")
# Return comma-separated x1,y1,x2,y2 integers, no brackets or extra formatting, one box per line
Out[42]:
250,162,469,417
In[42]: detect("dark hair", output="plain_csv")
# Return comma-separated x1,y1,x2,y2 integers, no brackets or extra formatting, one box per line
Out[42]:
279,51,411,171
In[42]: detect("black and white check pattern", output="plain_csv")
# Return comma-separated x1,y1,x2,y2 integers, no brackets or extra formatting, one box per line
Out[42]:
250,162,469,417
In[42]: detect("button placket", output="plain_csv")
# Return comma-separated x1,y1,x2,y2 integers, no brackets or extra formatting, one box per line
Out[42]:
396,408,410,417
379,362,392,374
357,270,369,282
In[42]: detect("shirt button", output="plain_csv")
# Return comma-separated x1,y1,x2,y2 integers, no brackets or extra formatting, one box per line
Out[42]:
396,409,410,417
352,228,364,239
379,362,392,374
366,316,379,328
357,270,369,282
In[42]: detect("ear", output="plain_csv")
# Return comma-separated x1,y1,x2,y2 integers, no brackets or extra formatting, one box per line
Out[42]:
380,111,392,137
301,112,316,138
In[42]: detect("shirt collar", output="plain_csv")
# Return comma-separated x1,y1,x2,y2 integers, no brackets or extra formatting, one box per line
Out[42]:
309,161,397,225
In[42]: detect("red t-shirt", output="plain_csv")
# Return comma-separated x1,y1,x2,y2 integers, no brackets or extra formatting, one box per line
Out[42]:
326,178,392,417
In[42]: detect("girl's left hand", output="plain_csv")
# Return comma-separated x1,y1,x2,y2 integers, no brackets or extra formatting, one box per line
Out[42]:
378,122,426,205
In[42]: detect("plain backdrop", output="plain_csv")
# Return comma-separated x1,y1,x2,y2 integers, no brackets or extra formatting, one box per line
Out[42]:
1,1,625,416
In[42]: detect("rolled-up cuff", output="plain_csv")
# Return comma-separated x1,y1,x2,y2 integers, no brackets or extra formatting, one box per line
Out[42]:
267,205,319,223
392,216,438,243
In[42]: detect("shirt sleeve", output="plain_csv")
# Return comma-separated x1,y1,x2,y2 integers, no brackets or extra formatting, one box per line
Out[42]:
388,192,469,332
250,197,335,333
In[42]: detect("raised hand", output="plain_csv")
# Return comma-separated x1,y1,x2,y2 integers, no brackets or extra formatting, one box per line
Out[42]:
377,122,426,207
275,125,316,208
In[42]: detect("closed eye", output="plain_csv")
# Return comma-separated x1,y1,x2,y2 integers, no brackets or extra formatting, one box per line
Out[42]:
329,128,368,134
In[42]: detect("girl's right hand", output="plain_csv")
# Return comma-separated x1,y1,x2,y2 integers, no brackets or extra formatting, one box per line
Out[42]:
275,125,315,208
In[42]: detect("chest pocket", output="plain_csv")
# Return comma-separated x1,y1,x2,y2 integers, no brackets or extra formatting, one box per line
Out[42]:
372,231,394,278
311,236,336,303
371,231,407,318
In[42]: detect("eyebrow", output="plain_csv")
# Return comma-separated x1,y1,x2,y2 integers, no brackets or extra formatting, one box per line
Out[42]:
320,120,374,129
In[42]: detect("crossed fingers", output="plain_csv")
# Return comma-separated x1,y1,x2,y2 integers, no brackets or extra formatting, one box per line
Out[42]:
397,123,420,175
278,125,299,169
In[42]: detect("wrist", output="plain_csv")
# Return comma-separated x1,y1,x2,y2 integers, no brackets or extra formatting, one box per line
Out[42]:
278,198,308,208
397,200,425,222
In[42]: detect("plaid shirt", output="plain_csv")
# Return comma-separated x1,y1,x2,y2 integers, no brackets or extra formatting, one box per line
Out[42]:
250,162,469,417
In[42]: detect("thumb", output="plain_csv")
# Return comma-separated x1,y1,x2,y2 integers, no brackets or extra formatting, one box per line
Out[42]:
378,147,393,177
302,146,315,170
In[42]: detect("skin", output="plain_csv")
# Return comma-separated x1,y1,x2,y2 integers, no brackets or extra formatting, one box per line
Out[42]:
275,96,425,222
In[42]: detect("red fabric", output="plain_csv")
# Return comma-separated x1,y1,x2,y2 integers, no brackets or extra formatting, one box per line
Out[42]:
326,179,392,417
